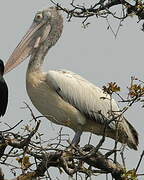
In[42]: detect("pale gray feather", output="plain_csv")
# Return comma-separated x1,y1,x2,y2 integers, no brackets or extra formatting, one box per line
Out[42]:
4,7,138,149
46,70,121,129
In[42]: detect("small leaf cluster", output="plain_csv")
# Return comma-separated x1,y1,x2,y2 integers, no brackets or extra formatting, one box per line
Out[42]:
103,82,120,95
122,169,138,180
16,155,32,170
128,84,144,98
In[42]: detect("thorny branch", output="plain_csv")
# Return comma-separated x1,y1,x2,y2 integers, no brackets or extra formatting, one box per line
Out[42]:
0,107,126,180
0,77,144,180
50,0,144,36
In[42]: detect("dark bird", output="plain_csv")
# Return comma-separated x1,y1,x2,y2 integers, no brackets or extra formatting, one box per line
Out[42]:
4,7,138,150
0,59,8,116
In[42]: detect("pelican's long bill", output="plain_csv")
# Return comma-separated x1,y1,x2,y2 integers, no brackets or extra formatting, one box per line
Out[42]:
4,20,50,74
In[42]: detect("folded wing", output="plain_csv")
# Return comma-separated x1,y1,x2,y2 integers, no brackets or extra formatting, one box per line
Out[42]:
46,70,120,129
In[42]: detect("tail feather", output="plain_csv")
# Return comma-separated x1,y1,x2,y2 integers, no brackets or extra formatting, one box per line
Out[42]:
124,118,139,150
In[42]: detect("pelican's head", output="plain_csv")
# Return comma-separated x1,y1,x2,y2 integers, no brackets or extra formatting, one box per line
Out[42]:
4,7,63,74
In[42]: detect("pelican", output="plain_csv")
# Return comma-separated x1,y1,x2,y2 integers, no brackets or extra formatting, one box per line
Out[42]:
4,7,138,150
0,59,8,117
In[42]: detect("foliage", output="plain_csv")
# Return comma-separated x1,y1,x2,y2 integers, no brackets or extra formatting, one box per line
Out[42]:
50,0,144,37
0,1,144,179
0,77,144,179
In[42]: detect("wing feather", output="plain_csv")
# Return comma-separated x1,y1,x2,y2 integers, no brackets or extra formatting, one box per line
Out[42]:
46,70,120,128
0,77,8,116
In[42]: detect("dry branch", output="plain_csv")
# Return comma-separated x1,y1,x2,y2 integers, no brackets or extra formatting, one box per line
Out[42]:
8,145,125,180
50,0,144,32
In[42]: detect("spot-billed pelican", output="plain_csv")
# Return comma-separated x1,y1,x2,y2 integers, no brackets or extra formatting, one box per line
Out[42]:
0,59,8,117
4,7,138,150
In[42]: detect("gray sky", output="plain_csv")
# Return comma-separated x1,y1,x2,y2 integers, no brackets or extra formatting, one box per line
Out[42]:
0,0,144,179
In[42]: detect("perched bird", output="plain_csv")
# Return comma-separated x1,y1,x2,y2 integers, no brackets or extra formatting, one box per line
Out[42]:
4,7,138,150
0,59,8,116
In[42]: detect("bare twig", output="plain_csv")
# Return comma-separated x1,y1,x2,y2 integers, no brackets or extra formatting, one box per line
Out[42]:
135,150,144,172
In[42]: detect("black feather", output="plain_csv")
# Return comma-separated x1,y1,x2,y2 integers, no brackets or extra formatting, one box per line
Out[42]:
0,60,8,116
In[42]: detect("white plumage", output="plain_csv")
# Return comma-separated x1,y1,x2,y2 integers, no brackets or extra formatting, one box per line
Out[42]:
47,70,118,126
5,7,138,150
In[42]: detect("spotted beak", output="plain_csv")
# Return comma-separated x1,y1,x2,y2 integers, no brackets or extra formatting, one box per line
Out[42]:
4,20,51,74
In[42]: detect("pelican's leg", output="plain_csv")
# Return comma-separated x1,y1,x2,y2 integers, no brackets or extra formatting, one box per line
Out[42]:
71,131,82,145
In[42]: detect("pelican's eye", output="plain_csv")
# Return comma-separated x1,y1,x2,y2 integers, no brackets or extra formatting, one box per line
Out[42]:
35,13,43,21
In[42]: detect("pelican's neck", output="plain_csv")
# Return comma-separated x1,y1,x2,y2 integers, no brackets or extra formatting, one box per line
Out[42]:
27,17,63,73
27,43,51,73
